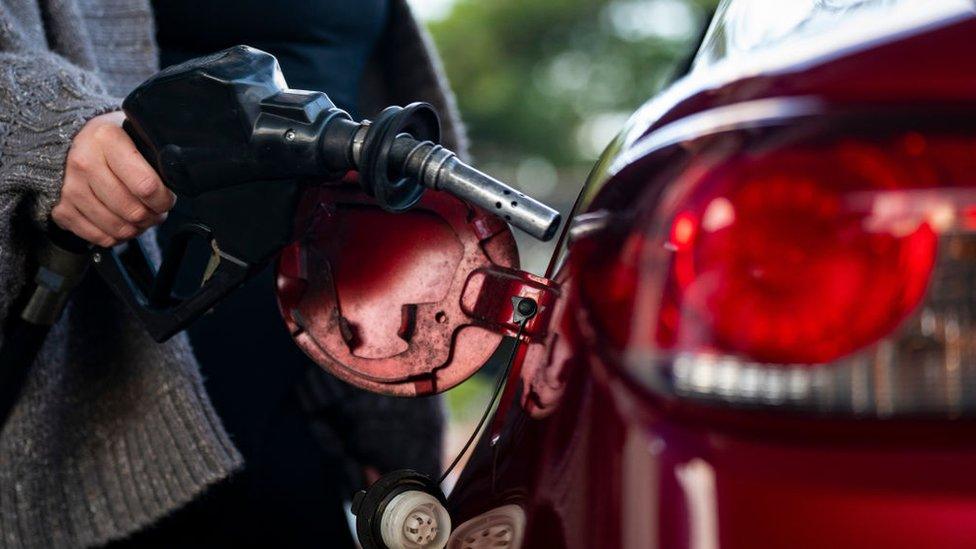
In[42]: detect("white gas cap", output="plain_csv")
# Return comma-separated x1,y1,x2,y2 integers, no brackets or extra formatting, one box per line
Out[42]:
381,490,452,549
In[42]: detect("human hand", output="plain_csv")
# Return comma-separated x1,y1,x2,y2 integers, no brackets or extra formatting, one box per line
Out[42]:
52,111,175,247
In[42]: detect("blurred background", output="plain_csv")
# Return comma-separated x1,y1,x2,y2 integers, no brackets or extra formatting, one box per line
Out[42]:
405,0,719,477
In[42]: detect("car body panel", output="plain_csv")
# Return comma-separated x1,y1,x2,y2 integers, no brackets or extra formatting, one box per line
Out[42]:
447,2,976,547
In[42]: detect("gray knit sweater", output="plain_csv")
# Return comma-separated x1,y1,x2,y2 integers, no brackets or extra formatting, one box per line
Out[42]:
0,0,465,547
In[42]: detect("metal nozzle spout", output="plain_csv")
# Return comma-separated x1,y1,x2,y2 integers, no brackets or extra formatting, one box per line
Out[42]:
392,136,562,241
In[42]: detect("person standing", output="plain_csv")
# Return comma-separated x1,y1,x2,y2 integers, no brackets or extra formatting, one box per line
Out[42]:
0,0,466,546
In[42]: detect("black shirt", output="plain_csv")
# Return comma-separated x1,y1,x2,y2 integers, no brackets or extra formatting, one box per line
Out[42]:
136,1,388,545
153,0,388,116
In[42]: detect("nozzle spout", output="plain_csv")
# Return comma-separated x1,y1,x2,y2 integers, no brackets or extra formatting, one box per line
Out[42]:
392,137,562,241
343,102,562,241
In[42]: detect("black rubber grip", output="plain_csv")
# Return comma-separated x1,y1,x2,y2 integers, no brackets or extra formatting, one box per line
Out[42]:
46,223,91,254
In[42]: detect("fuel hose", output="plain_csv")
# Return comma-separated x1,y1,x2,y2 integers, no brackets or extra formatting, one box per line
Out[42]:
0,228,89,431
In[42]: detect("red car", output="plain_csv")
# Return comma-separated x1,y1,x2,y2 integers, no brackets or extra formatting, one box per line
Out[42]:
435,2,976,548
277,1,976,547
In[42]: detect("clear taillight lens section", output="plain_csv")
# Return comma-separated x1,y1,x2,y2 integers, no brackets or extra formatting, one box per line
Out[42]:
580,131,976,416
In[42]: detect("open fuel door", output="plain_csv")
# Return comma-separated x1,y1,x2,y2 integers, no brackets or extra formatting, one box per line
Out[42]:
276,180,560,396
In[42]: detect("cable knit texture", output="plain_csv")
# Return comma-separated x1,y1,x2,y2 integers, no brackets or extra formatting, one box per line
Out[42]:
0,0,463,546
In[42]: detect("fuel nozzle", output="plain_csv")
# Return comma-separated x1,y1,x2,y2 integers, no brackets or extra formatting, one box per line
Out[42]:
107,45,561,343
326,103,562,241
124,45,560,243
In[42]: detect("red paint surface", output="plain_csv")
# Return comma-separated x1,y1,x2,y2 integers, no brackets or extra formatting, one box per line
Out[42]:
447,7,976,548
276,183,520,395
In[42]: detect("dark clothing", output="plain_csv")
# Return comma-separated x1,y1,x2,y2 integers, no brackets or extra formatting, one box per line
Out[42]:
135,0,435,545
153,0,386,466
108,393,356,547
0,0,462,543
153,0,388,117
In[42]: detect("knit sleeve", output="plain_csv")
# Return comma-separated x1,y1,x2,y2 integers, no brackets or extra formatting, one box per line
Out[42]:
0,51,119,225
0,6,244,547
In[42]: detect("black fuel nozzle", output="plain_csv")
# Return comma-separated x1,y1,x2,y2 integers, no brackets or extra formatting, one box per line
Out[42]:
106,45,561,341
125,45,560,246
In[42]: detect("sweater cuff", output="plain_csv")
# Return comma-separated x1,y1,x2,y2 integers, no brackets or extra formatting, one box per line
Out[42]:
0,54,121,225
30,100,121,225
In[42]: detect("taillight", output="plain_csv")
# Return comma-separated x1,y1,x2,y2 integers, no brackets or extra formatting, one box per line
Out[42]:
579,127,976,416
660,141,940,364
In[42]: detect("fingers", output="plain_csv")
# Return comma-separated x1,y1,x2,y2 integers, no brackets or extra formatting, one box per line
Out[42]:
51,202,116,248
60,169,139,244
86,163,164,230
98,124,175,214
57,111,173,246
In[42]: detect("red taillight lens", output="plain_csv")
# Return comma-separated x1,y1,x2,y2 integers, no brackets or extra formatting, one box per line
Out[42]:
659,143,938,364
578,129,976,414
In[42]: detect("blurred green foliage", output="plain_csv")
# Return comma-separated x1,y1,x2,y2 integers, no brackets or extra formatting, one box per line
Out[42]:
428,0,720,168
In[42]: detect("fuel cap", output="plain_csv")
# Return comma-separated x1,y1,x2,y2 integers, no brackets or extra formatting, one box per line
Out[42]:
276,180,520,396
